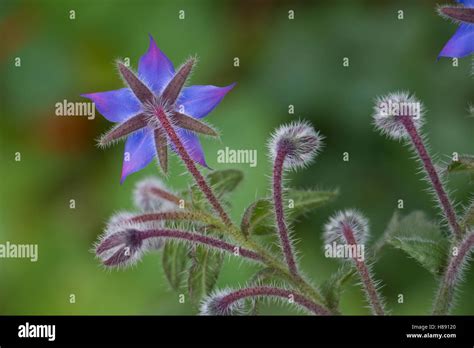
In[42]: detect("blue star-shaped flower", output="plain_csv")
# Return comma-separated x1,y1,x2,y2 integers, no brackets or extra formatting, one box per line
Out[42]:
82,35,235,183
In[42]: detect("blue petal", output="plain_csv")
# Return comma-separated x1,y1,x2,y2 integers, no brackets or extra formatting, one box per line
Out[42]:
439,23,474,58
457,0,474,6
81,88,141,123
177,83,236,119
138,34,175,95
121,129,156,183
174,129,209,168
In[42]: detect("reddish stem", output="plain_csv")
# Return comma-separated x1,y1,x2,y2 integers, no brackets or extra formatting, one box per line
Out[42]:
148,186,181,205
400,117,461,239
273,145,299,276
152,106,232,226
342,224,385,315
433,231,474,314
445,232,474,285
128,211,200,224
215,286,331,315
140,229,262,261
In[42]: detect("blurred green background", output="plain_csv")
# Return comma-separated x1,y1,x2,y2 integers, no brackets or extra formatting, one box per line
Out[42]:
0,0,473,315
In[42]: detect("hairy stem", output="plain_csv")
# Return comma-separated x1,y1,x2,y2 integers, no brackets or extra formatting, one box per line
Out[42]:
140,229,262,261
134,172,326,307
128,211,218,226
151,105,326,309
148,184,181,206
433,231,474,314
401,117,462,240
152,106,232,226
214,286,331,315
342,224,385,315
188,209,327,307
273,145,300,277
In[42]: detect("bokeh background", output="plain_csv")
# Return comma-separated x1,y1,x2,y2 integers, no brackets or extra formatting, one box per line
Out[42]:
0,0,473,315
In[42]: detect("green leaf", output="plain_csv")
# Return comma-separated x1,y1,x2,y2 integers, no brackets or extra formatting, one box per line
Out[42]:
373,211,401,256
446,154,474,175
162,242,189,291
320,264,355,312
286,189,338,218
240,200,257,238
188,185,206,211
206,169,244,197
187,245,224,306
387,211,449,276
244,189,337,235
242,199,274,235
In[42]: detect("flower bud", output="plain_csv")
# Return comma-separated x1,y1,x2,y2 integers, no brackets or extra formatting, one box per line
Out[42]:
372,91,424,140
323,209,369,246
268,120,324,170
95,226,145,268
106,211,164,251
200,289,244,316
133,176,178,212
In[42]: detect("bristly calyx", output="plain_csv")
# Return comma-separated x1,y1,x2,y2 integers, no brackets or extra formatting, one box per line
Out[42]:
100,59,218,174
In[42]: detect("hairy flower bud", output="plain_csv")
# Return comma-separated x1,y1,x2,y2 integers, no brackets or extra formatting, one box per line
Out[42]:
200,285,331,316
95,225,145,268
133,176,179,212
96,211,170,267
268,120,324,170
373,91,461,239
323,209,369,246
372,91,424,140
200,288,245,316
106,211,164,251
106,211,135,228
323,210,386,315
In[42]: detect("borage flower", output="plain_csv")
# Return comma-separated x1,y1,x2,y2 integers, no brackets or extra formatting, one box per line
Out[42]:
438,0,474,58
82,34,235,182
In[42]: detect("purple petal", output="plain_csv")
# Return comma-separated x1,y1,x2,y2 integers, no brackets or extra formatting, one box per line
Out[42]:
121,129,156,183
177,83,236,119
81,88,141,123
138,34,175,95
457,0,474,6
439,23,474,58
174,129,209,168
